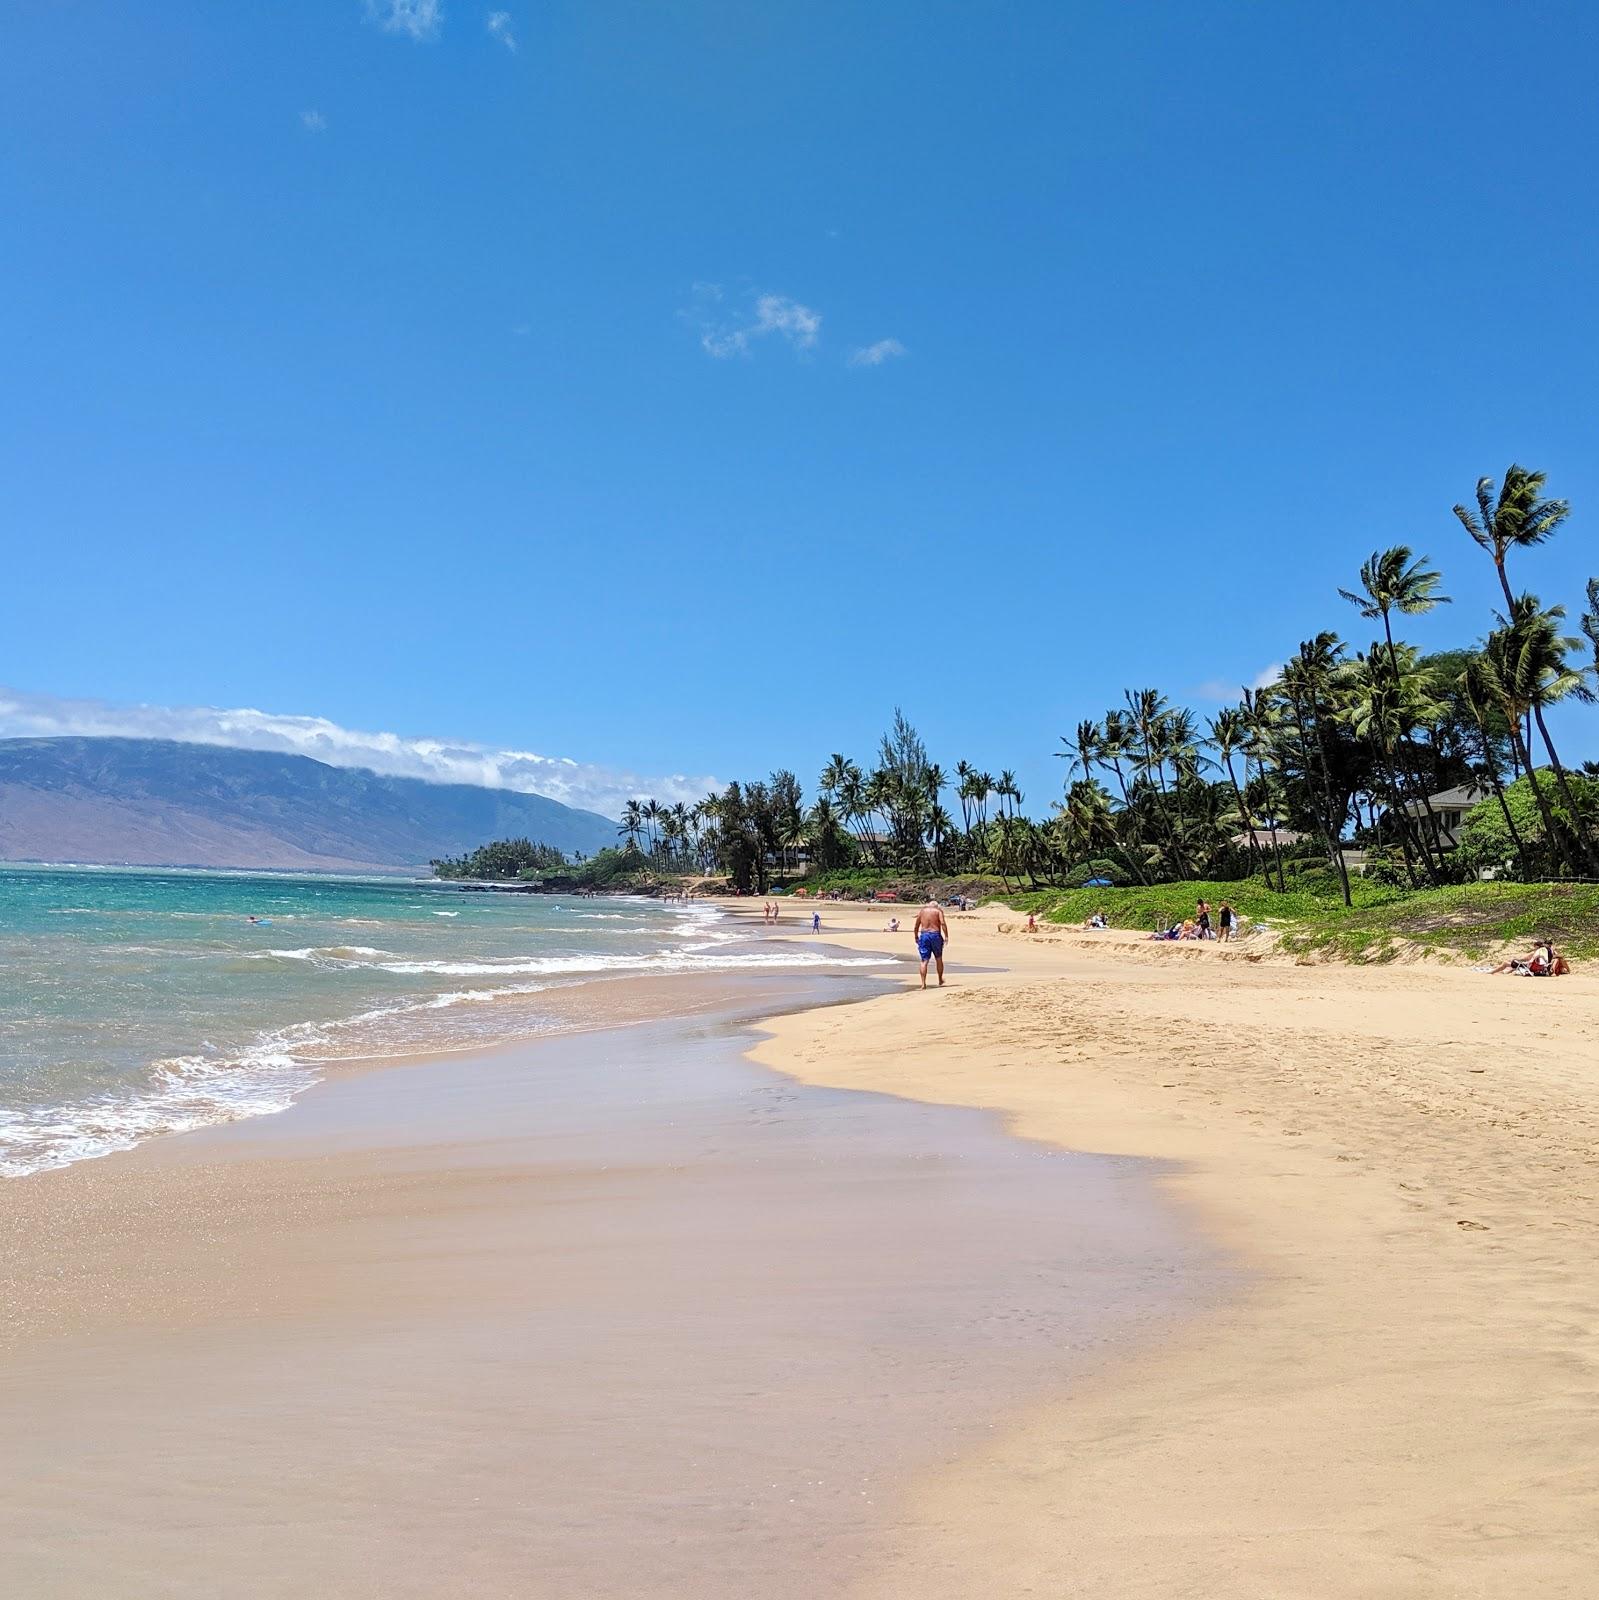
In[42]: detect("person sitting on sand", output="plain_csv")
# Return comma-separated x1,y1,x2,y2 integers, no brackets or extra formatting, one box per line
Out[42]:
913,897,949,989
1180,919,1197,940
887,916,900,933
1084,910,1108,930
1492,939,1569,977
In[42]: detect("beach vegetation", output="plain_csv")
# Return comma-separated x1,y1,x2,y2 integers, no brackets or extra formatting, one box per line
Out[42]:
430,838,572,879
441,463,1593,931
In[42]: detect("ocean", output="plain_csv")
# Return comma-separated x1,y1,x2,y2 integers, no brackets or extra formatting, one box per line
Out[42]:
0,865,884,1176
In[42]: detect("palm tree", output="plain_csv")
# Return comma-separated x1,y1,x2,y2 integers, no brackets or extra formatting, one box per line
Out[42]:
619,799,644,852
1241,687,1287,890
975,772,995,833
953,759,975,842
1097,710,1151,884
1056,719,1102,786
1453,465,1570,610
1338,546,1450,660
1281,635,1355,903
1207,707,1258,873
1337,642,1448,888
1494,595,1598,875
997,769,1019,820
671,803,691,867
804,796,849,872
818,753,852,803
1123,687,1189,876
1460,655,1532,880
1583,579,1599,678
1338,546,1452,866
1163,706,1208,876
1479,626,1573,876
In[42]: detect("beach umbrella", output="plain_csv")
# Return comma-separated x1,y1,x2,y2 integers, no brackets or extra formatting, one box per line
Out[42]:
1083,877,1113,887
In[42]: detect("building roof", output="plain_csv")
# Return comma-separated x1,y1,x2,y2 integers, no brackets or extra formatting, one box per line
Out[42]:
1401,784,1486,816
1231,827,1310,848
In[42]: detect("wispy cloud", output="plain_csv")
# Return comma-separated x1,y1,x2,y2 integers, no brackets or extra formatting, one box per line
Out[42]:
486,10,517,50
300,109,328,133
847,338,906,368
1193,663,1284,702
687,285,823,360
0,688,718,819
365,0,442,41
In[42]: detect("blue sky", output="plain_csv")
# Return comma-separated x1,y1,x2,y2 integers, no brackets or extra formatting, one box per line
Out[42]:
4,0,1596,814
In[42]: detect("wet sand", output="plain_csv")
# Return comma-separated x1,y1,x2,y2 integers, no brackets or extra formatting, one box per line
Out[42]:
1,967,1215,1598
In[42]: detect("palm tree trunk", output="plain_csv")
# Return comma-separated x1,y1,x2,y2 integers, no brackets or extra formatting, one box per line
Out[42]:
1375,757,1424,889
1287,694,1352,906
1475,724,1531,882
1494,555,1515,614
1222,754,1259,879
1503,718,1571,878
1106,759,1151,885
1530,705,1599,875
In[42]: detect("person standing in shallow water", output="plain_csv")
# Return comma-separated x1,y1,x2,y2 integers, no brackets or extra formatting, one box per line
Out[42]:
913,898,949,989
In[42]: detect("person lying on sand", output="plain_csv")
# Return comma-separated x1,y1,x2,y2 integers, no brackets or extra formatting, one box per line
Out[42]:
913,898,949,989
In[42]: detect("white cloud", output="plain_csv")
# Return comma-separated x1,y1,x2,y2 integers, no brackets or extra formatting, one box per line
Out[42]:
687,285,823,360
365,0,442,41
0,688,718,820
486,10,517,50
847,338,906,368
1193,663,1284,702
300,109,328,133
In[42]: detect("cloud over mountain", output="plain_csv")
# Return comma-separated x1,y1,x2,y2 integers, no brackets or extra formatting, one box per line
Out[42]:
0,688,716,820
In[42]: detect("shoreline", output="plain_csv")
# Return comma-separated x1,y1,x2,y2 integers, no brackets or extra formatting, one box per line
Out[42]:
6,894,1596,1593
0,964,1212,1598
727,896,1599,1595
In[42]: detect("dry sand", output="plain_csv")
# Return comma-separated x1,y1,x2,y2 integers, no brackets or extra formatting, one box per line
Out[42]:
741,897,1599,1596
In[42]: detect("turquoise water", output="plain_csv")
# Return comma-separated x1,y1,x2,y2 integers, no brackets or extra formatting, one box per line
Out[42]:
0,866,884,1176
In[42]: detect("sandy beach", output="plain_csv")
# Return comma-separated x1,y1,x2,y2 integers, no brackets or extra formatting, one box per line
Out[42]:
4,900,1597,1596
1,960,1209,1598
743,898,1599,1596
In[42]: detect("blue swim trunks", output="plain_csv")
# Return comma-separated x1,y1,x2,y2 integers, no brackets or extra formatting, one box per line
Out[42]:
917,930,944,961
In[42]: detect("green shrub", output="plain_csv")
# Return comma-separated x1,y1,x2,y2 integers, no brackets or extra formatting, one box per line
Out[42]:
1063,857,1128,888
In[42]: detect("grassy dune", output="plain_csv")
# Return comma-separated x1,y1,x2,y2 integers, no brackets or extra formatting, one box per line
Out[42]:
1009,879,1599,963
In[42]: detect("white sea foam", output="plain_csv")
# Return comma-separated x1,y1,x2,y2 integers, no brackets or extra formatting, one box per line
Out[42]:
0,980,554,1177
259,945,392,962
1,890,887,1178
373,951,890,978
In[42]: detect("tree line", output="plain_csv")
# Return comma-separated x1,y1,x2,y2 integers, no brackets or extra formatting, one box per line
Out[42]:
613,465,1595,899
430,838,572,879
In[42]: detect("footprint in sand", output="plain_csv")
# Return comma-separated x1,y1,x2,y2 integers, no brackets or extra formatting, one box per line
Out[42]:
1457,1219,1490,1230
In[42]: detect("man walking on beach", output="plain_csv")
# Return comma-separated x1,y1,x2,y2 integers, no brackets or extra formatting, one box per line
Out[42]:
913,898,949,989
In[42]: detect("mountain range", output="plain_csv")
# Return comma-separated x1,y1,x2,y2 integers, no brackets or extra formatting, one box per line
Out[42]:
0,738,619,873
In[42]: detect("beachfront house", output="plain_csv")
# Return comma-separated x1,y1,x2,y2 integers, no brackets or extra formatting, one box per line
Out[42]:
1399,785,1486,852
1229,827,1309,851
